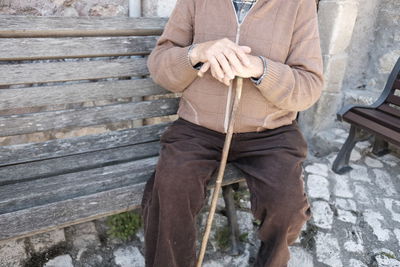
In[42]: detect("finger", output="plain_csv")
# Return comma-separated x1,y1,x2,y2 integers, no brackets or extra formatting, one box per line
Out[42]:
211,65,227,85
216,54,235,80
234,46,252,67
209,56,225,79
198,62,210,77
224,49,245,74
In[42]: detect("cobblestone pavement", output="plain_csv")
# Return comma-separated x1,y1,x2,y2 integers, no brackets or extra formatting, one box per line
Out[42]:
200,127,400,267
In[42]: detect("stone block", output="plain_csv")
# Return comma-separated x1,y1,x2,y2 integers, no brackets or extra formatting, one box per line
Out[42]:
318,0,358,55
323,53,348,93
142,0,176,17
29,229,66,253
0,239,27,267
44,254,74,267
300,90,343,135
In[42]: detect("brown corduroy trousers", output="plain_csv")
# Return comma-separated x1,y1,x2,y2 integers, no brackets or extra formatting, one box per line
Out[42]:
141,117,312,267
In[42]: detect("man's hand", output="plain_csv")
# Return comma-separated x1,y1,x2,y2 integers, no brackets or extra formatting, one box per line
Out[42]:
189,38,252,86
197,54,264,86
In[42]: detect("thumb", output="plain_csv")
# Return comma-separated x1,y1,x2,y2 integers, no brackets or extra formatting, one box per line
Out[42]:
197,62,211,77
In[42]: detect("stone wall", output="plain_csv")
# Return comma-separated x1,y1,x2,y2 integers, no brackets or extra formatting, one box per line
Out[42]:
0,0,128,16
342,0,400,106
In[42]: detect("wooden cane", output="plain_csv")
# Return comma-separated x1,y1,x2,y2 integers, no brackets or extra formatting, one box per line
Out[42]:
196,76,243,267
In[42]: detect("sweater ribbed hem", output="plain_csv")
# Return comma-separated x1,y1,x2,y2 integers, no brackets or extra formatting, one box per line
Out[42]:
255,58,290,104
174,45,200,84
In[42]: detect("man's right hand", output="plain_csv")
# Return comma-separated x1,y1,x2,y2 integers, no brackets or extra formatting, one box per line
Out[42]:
189,38,252,86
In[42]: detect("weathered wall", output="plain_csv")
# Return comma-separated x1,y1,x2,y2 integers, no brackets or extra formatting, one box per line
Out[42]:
0,0,128,16
342,0,400,106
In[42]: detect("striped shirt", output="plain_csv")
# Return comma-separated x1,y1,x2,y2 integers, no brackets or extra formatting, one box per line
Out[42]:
232,0,257,24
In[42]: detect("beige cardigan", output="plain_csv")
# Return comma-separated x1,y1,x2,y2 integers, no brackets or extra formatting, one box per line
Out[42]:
147,0,324,133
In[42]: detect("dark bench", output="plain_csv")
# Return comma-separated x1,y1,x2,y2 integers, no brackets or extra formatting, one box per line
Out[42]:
332,57,400,174
0,16,245,248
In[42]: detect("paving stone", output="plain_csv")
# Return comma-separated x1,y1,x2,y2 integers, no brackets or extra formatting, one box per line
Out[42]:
305,163,329,177
373,169,396,196
315,232,343,267
365,156,384,168
44,254,74,267
311,200,334,229
343,227,364,253
68,222,100,249
393,229,400,247
350,165,371,183
355,141,371,151
306,174,330,201
30,229,66,253
374,248,400,267
335,198,357,211
348,259,368,267
350,149,362,161
383,198,400,223
288,246,314,267
363,209,392,241
114,246,145,267
354,183,373,204
237,211,254,235
0,239,27,267
333,174,354,198
337,209,357,224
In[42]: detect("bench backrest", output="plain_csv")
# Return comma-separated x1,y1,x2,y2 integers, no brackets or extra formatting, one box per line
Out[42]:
377,58,400,118
0,16,177,174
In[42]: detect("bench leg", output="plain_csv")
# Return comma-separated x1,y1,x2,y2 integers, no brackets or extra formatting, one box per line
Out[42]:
372,136,389,156
332,125,364,174
222,184,242,256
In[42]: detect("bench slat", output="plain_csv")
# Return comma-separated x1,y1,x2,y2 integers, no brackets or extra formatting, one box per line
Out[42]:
0,122,170,166
0,98,179,137
0,16,166,37
393,78,400,90
0,58,148,86
0,142,160,185
377,103,400,118
352,108,400,132
0,164,244,241
0,157,158,214
0,78,167,110
343,111,400,146
386,94,400,107
0,36,158,61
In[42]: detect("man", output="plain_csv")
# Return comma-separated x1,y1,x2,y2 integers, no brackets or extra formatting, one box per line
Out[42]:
141,0,324,266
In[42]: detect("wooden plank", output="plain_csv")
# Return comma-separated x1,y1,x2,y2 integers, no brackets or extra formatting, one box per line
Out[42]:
0,16,167,37
0,36,158,60
343,112,400,146
352,108,400,131
0,78,168,110
0,164,244,241
378,103,400,118
0,141,161,185
386,94,400,107
393,79,400,90
0,123,170,166
0,98,179,137
0,58,148,86
0,157,158,214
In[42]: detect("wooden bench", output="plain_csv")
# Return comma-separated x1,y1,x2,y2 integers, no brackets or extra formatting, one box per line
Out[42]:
332,57,400,174
0,16,246,250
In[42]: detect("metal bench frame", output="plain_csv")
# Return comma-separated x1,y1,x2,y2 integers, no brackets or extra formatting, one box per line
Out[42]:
332,57,400,174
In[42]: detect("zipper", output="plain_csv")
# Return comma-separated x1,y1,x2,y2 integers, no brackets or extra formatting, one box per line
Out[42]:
223,0,259,133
